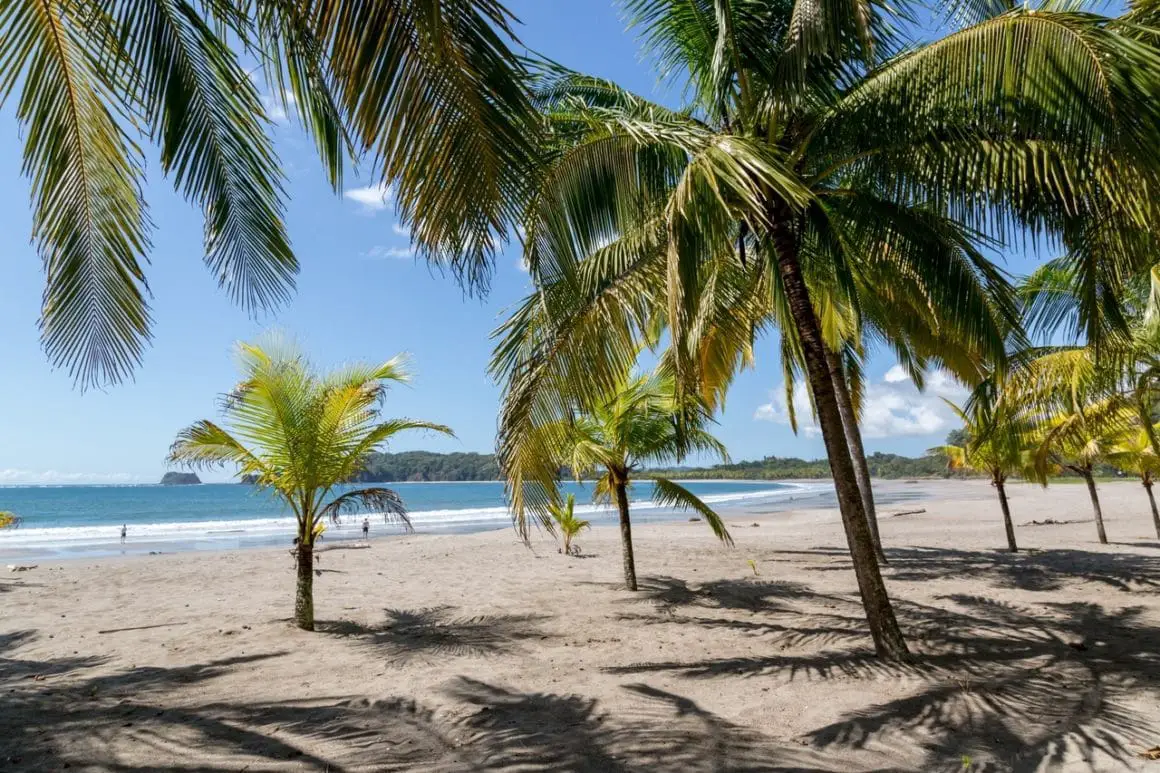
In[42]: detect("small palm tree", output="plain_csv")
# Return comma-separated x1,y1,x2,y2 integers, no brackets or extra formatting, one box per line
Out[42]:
510,370,732,591
169,336,453,630
929,401,1038,553
1035,399,1132,546
1105,427,1160,540
0,512,21,530
549,494,590,556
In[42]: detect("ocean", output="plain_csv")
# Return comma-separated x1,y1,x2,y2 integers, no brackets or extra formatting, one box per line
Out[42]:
0,480,826,560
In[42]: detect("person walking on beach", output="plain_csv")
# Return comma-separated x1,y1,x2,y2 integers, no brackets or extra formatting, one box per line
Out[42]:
120,524,127,545
362,518,370,540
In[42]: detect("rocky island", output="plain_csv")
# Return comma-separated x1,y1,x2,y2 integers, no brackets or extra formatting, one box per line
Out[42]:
160,472,201,486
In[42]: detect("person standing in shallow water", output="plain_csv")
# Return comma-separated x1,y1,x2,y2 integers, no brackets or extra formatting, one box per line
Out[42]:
120,524,127,545
362,518,369,540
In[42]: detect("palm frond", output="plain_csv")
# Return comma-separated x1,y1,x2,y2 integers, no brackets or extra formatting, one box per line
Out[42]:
318,487,411,530
650,476,734,546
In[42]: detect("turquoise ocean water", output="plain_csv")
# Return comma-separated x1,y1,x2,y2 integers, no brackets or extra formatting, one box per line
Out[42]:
0,480,825,560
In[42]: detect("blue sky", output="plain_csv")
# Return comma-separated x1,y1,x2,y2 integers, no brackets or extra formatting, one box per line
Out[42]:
0,1,1048,484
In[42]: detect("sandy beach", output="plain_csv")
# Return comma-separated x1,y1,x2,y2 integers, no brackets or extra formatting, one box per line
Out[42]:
3,478,1160,771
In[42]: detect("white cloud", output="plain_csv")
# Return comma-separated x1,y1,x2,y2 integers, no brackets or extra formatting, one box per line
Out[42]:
0,469,144,485
344,183,392,213
391,223,410,236
261,90,296,123
361,245,412,260
755,366,967,439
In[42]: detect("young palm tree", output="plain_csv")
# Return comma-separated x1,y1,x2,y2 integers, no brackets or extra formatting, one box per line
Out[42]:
516,370,733,591
0,0,535,388
929,401,1038,553
1034,399,1133,546
1106,428,1160,540
496,0,1160,658
0,512,20,530
548,494,590,556
168,337,452,630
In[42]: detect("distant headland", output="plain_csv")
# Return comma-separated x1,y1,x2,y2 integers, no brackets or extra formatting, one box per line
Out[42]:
160,472,201,486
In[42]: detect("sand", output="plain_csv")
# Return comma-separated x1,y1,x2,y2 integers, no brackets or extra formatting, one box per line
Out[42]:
3,478,1160,771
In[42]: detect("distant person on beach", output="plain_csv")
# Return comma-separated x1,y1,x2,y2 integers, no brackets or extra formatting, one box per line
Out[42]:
120,524,127,544
362,518,369,540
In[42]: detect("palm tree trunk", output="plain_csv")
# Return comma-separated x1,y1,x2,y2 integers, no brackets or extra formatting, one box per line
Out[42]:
994,474,1017,553
770,211,908,660
1145,479,1160,540
1081,470,1108,545
613,473,637,591
824,345,886,564
295,541,315,631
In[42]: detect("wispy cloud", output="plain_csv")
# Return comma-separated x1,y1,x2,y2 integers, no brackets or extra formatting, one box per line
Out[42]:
755,367,967,439
361,245,413,260
344,183,392,213
391,223,410,236
261,90,296,123
0,469,145,485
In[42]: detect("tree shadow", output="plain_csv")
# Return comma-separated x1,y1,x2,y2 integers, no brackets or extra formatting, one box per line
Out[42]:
603,575,827,614
880,546,1160,593
318,605,551,662
606,590,1160,771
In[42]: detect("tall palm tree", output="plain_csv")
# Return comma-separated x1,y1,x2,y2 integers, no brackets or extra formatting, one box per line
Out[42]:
0,0,535,387
929,400,1039,553
168,336,452,630
495,0,1159,658
515,370,733,591
1106,427,1160,540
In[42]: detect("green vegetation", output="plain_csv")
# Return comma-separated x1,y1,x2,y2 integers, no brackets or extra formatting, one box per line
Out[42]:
0,512,20,530
353,451,500,482
168,335,453,631
548,494,589,556
656,453,948,481
498,368,733,591
929,401,1040,552
490,0,1160,660
0,0,534,387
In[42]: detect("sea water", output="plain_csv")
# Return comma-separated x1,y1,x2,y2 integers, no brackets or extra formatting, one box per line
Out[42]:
0,480,826,560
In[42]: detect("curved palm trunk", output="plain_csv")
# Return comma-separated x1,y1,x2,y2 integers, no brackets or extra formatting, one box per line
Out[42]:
771,213,908,660
993,472,1017,553
824,345,886,564
1080,469,1108,545
612,472,637,591
295,540,315,630
1144,478,1160,540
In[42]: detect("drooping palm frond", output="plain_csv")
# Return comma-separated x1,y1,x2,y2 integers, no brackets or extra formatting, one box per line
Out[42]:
317,487,411,529
0,0,151,387
649,475,734,546
117,0,296,313
305,0,538,292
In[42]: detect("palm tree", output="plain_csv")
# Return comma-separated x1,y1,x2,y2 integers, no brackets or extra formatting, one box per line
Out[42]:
495,0,1159,659
0,0,535,388
548,494,589,556
168,336,452,630
0,512,20,530
514,370,733,591
1034,399,1133,546
929,401,1038,553
1106,427,1160,540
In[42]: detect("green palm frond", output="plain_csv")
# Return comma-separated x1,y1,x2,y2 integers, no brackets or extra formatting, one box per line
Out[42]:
649,475,734,546
119,0,296,313
0,0,151,388
318,487,411,528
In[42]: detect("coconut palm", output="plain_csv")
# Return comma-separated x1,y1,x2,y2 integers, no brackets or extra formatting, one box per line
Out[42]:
495,0,1160,658
168,336,453,630
1034,399,1134,545
0,0,534,388
0,512,20,530
929,400,1039,553
515,370,732,591
548,494,589,556
1105,426,1160,540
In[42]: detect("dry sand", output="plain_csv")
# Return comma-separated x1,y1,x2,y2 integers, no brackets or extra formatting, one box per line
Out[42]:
3,479,1160,771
